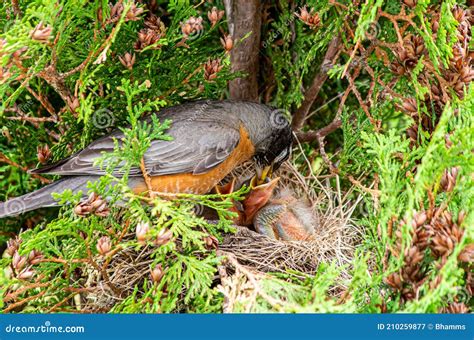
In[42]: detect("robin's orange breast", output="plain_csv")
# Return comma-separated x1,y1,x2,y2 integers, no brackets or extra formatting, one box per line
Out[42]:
133,125,255,195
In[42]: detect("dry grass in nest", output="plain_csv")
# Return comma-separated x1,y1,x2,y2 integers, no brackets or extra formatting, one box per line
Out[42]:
80,244,155,312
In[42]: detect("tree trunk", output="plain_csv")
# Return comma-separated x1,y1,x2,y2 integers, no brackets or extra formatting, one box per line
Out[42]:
227,0,262,102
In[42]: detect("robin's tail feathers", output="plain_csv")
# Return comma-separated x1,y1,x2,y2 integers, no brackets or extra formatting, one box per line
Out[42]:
0,177,91,218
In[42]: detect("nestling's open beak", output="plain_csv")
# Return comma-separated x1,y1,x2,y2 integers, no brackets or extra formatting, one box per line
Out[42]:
241,177,280,225
255,165,273,185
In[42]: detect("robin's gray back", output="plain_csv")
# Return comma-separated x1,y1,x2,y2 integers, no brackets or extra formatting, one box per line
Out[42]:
31,100,271,177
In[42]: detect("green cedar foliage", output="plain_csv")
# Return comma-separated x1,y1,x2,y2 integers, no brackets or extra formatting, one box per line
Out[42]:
0,0,472,313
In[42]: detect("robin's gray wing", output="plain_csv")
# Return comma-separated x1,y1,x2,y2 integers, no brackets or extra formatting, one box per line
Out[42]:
145,121,241,175
31,120,241,177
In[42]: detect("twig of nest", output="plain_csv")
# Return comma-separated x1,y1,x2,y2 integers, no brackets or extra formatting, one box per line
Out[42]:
220,226,320,274
81,243,154,312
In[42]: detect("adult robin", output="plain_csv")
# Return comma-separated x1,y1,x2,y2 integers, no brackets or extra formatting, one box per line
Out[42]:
0,100,293,218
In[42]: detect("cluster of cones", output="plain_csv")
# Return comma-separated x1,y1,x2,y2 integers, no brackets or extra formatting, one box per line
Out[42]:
395,5,473,141
385,206,472,312
134,14,167,51
119,4,230,82
382,2,473,313
384,159,471,312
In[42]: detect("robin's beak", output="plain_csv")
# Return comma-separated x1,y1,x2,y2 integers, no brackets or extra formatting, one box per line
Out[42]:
255,165,273,185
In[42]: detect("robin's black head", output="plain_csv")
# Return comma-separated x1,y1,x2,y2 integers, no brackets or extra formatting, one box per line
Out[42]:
225,101,293,172
252,110,293,171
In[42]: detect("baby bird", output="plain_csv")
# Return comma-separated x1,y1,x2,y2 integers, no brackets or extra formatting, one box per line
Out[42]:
253,188,315,241
218,176,315,241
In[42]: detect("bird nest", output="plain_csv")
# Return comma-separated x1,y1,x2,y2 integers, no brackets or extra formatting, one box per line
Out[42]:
79,160,363,312
219,161,363,278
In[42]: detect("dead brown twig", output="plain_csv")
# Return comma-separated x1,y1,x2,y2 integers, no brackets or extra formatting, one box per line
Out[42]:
11,0,21,17
295,118,342,143
37,65,75,116
0,152,51,184
140,158,155,199
292,35,342,131
25,85,57,119
4,280,48,303
47,293,76,313
3,290,46,313
4,115,56,123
